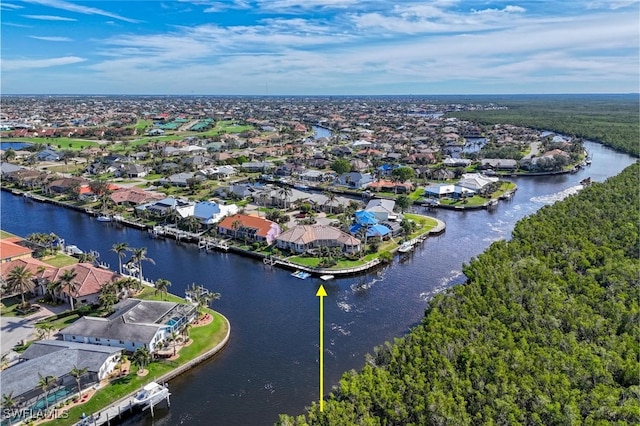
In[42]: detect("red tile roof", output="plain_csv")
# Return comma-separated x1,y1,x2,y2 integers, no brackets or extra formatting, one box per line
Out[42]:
218,214,277,237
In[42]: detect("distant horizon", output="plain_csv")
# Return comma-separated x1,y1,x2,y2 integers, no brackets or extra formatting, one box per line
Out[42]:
2,92,638,98
2,1,638,95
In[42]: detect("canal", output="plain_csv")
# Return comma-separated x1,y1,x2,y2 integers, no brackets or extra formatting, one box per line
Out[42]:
0,140,635,425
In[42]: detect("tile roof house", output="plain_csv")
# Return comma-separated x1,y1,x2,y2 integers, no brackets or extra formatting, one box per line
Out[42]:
110,187,165,206
218,214,281,245
50,263,120,306
276,225,361,254
0,237,33,263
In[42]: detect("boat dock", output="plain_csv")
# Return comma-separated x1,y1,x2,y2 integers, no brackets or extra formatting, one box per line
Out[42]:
75,385,170,426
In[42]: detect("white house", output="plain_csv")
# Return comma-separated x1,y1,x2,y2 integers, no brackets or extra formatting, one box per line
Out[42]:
60,299,197,353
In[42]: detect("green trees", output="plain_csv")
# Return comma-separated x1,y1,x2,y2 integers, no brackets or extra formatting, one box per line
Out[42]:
110,242,130,275
131,346,152,373
70,365,88,397
330,158,351,175
154,278,171,301
58,268,78,310
129,247,155,288
279,163,640,425
6,265,35,308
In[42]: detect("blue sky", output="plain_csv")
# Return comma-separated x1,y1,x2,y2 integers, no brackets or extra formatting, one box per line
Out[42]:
1,0,638,95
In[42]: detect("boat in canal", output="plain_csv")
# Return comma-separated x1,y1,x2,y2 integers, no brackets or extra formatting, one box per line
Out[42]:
96,215,112,222
398,241,414,253
133,382,170,407
291,270,311,279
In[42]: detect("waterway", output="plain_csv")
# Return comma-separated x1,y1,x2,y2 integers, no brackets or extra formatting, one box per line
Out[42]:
0,140,635,425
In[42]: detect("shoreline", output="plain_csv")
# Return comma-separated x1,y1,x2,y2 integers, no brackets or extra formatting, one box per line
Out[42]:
69,311,230,426
3,186,446,277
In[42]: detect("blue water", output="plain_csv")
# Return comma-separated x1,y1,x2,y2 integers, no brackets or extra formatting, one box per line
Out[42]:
1,141,33,150
1,140,635,425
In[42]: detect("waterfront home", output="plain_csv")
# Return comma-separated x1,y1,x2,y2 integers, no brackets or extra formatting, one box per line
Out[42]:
218,214,281,245
0,340,122,416
0,238,33,263
480,158,518,171
44,177,90,195
457,173,499,191
137,197,194,218
177,201,239,227
365,198,398,222
276,225,361,254
110,187,165,207
349,210,391,239
367,179,414,194
60,298,197,353
49,263,120,306
424,184,475,199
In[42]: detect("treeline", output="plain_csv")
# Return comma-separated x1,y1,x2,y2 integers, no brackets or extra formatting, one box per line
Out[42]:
278,162,640,425
448,95,640,157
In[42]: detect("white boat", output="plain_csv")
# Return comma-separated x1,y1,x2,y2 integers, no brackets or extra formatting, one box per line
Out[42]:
320,274,335,281
291,270,311,280
398,241,414,253
96,215,112,222
133,382,169,407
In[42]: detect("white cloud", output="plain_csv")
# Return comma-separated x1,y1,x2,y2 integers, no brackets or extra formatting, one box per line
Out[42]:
29,36,73,42
22,14,76,21
0,3,23,10
22,0,140,23
1,56,86,71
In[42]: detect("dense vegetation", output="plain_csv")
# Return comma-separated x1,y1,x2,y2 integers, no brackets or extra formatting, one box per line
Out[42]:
279,163,640,425
449,94,640,157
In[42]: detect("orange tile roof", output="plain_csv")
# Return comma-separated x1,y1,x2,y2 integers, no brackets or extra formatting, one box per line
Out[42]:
218,214,276,237
0,239,33,261
52,263,119,297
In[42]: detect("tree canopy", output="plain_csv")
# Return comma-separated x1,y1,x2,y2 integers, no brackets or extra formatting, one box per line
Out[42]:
279,163,640,425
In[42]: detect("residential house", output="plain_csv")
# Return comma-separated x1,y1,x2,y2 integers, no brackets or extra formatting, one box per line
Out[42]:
110,187,165,207
49,263,120,307
117,163,149,178
241,161,275,172
0,341,121,414
45,177,90,195
178,201,240,227
60,298,197,353
365,198,398,222
480,159,518,170
276,225,361,254
218,214,281,245
334,172,374,189
35,148,61,162
158,172,204,187
424,184,474,199
457,173,499,191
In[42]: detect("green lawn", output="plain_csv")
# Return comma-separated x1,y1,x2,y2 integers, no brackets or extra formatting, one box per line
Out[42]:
17,137,100,150
0,296,25,317
47,308,228,426
40,253,79,267
136,286,186,304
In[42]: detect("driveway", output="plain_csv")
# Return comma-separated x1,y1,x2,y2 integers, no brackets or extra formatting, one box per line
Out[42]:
1,300,69,363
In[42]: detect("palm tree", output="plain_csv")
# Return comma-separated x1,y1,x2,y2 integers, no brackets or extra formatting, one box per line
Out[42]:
154,278,171,301
130,247,155,288
110,242,130,275
46,278,64,303
2,392,17,412
278,186,293,209
98,284,118,311
169,331,180,356
131,346,152,374
58,268,78,310
70,365,88,398
324,191,337,214
35,322,56,340
6,265,35,308
37,373,57,409
231,219,242,242
182,215,201,233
